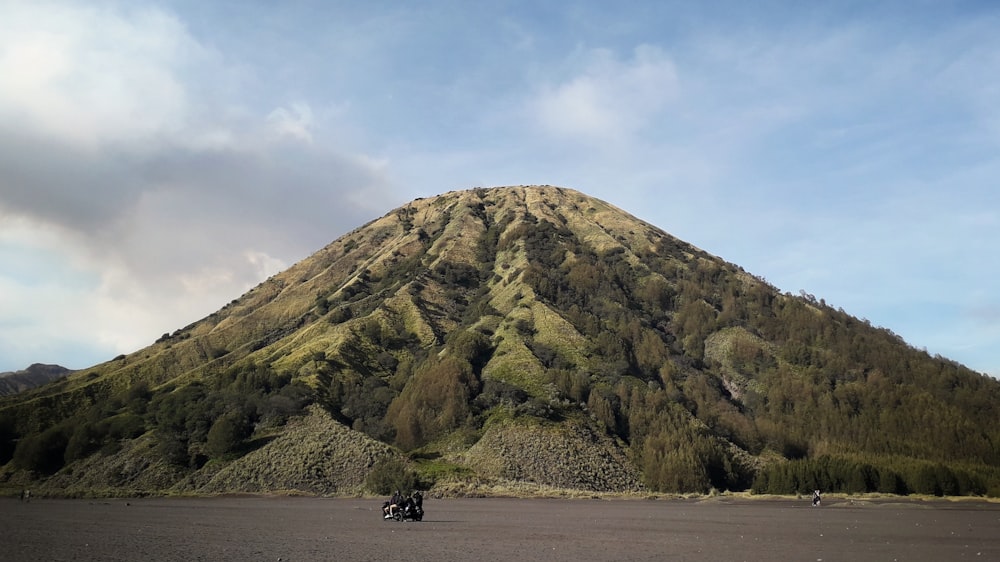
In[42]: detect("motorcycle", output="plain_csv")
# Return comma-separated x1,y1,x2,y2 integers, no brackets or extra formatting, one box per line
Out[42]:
393,500,423,522
382,495,424,522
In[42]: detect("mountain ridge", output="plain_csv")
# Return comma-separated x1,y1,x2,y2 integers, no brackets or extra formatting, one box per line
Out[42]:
0,364,72,396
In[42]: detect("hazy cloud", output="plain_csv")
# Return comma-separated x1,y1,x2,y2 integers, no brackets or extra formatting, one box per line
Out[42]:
532,45,678,142
267,103,316,143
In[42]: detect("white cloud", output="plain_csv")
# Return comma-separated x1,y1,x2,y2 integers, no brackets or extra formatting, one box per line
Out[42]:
532,45,678,141
267,103,315,143
244,250,288,281
0,2,199,149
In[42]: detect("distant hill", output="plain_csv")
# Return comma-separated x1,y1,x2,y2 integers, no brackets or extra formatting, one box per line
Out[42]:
0,364,71,396
1,186,998,498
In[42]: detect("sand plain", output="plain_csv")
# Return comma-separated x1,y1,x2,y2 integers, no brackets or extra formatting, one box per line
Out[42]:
2,495,999,561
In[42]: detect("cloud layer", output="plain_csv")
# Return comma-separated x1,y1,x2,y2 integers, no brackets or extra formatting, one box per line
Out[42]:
0,2,396,368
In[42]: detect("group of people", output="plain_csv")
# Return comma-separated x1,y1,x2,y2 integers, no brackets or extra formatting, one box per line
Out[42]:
382,489,422,519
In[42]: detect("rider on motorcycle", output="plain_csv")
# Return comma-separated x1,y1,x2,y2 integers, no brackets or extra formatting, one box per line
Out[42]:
384,490,404,518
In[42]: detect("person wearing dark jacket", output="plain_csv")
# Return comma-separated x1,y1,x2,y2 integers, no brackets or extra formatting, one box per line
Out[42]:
384,490,404,518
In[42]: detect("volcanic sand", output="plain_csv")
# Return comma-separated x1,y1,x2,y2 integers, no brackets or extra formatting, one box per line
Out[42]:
2,496,999,561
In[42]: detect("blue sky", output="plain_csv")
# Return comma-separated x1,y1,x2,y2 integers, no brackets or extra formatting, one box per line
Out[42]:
1,0,997,377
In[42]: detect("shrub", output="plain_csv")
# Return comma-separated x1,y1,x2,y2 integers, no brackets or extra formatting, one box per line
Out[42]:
365,457,418,495
13,425,70,474
64,422,101,463
156,430,190,466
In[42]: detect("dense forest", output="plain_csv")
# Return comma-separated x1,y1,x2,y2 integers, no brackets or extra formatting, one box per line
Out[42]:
1,186,997,497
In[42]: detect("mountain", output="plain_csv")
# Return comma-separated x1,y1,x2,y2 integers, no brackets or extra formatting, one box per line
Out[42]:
1,186,998,498
0,364,72,396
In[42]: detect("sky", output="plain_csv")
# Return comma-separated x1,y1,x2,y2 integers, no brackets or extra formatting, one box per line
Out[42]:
1,1,998,378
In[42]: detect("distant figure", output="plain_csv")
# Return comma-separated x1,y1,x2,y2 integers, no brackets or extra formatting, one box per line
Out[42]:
812,489,821,507
19,489,25,502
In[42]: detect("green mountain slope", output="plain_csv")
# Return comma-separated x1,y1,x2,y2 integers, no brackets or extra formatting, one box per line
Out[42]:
2,185,998,497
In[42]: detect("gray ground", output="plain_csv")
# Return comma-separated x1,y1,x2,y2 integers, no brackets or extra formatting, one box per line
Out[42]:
2,496,998,561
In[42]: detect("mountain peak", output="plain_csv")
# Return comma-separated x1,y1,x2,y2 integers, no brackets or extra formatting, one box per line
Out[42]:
0,364,71,396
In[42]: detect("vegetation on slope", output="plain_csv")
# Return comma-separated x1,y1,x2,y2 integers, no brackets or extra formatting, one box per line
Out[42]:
1,185,998,498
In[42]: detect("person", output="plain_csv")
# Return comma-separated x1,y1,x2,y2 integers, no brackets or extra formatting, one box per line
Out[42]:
812,489,821,507
409,491,424,520
383,490,403,519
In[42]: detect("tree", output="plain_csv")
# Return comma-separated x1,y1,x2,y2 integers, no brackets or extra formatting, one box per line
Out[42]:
387,355,480,450
206,411,250,458
0,412,16,465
